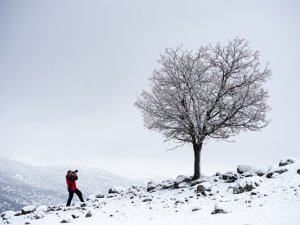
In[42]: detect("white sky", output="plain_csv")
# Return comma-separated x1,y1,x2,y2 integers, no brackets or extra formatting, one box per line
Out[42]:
0,0,299,178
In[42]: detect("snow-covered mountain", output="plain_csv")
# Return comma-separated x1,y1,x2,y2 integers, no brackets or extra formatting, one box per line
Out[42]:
1,157,300,225
0,157,139,212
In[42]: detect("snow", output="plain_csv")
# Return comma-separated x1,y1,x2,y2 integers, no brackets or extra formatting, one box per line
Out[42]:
1,158,300,225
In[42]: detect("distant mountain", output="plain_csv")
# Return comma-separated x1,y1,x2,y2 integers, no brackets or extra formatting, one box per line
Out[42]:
0,157,139,212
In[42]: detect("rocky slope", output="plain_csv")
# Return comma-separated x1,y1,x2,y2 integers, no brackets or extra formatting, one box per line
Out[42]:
1,157,300,225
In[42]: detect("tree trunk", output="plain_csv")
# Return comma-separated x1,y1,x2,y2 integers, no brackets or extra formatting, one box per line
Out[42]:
192,142,203,180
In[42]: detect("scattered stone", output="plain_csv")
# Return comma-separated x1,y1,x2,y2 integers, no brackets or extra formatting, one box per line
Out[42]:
233,178,261,194
80,202,87,207
85,210,93,217
279,157,296,167
142,198,152,202
190,179,202,186
192,207,201,212
71,214,79,219
147,181,160,192
162,181,175,189
175,175,191,184
196,182,212,194
215,172,222,176
222,172,238,183
243,170,257,177
266,167,288,178
178,182,189,188
60,218,72,223
21,206,37,215
109,188,121,194
237,165,255,174
211,204,228,214
95,192,105,198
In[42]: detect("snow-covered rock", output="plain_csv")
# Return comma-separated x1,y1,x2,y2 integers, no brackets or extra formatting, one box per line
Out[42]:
233,177,261,194
21,205,36,215
279,157,296,167
222,171,238,183
174,175,191,184
211,202,230,214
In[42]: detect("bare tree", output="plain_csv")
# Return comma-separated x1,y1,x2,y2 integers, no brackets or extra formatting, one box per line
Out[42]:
135,38,271,180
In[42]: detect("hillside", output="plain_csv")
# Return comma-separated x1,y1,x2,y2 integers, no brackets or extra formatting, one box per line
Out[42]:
1,157,300,225
0,157,139,212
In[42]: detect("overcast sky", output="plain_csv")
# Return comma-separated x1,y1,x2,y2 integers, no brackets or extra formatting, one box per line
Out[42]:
0,0,299,179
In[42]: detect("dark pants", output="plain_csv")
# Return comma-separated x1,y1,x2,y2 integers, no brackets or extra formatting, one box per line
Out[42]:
66,188,84,206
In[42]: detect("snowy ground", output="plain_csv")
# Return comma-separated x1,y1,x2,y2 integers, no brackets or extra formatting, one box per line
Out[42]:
1,158,300,225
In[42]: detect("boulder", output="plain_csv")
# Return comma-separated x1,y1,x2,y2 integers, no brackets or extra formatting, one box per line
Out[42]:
196,182,212,196
190,179,202,186
175,175,191,184
233,177,261,194
297,169,300,174
178,182,189,188
21,205,37,215
237,165,255,174
279,157,296,167
266,166,288,178
222,172,238,183
147,181,160,192
161,180,175,189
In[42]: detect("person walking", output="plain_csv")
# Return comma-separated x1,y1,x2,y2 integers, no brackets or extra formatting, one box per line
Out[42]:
66,170,85,206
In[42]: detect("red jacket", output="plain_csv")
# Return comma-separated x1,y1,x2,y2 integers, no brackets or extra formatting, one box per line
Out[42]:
66,174,78,191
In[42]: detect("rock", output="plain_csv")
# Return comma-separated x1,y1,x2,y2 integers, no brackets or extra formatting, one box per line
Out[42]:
61,219,71,223
243,170,257,177
266,167,288,178
237,165,266,176
222,172,238,183
142,198,152,202
147,181,160,192
161,181,175,189
196,182,212,192
190,179,203,186
175,175,191,184
255,168,266,176
108,188,121,194
21,205,37,215
233,177,261,194
178,182,189,188
279,157,296,167
192,207,201,212
86,210,93,217
211,203,228,214
215,172,222,176
237,165,255,174
95,192,105,198
71,214,79,219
